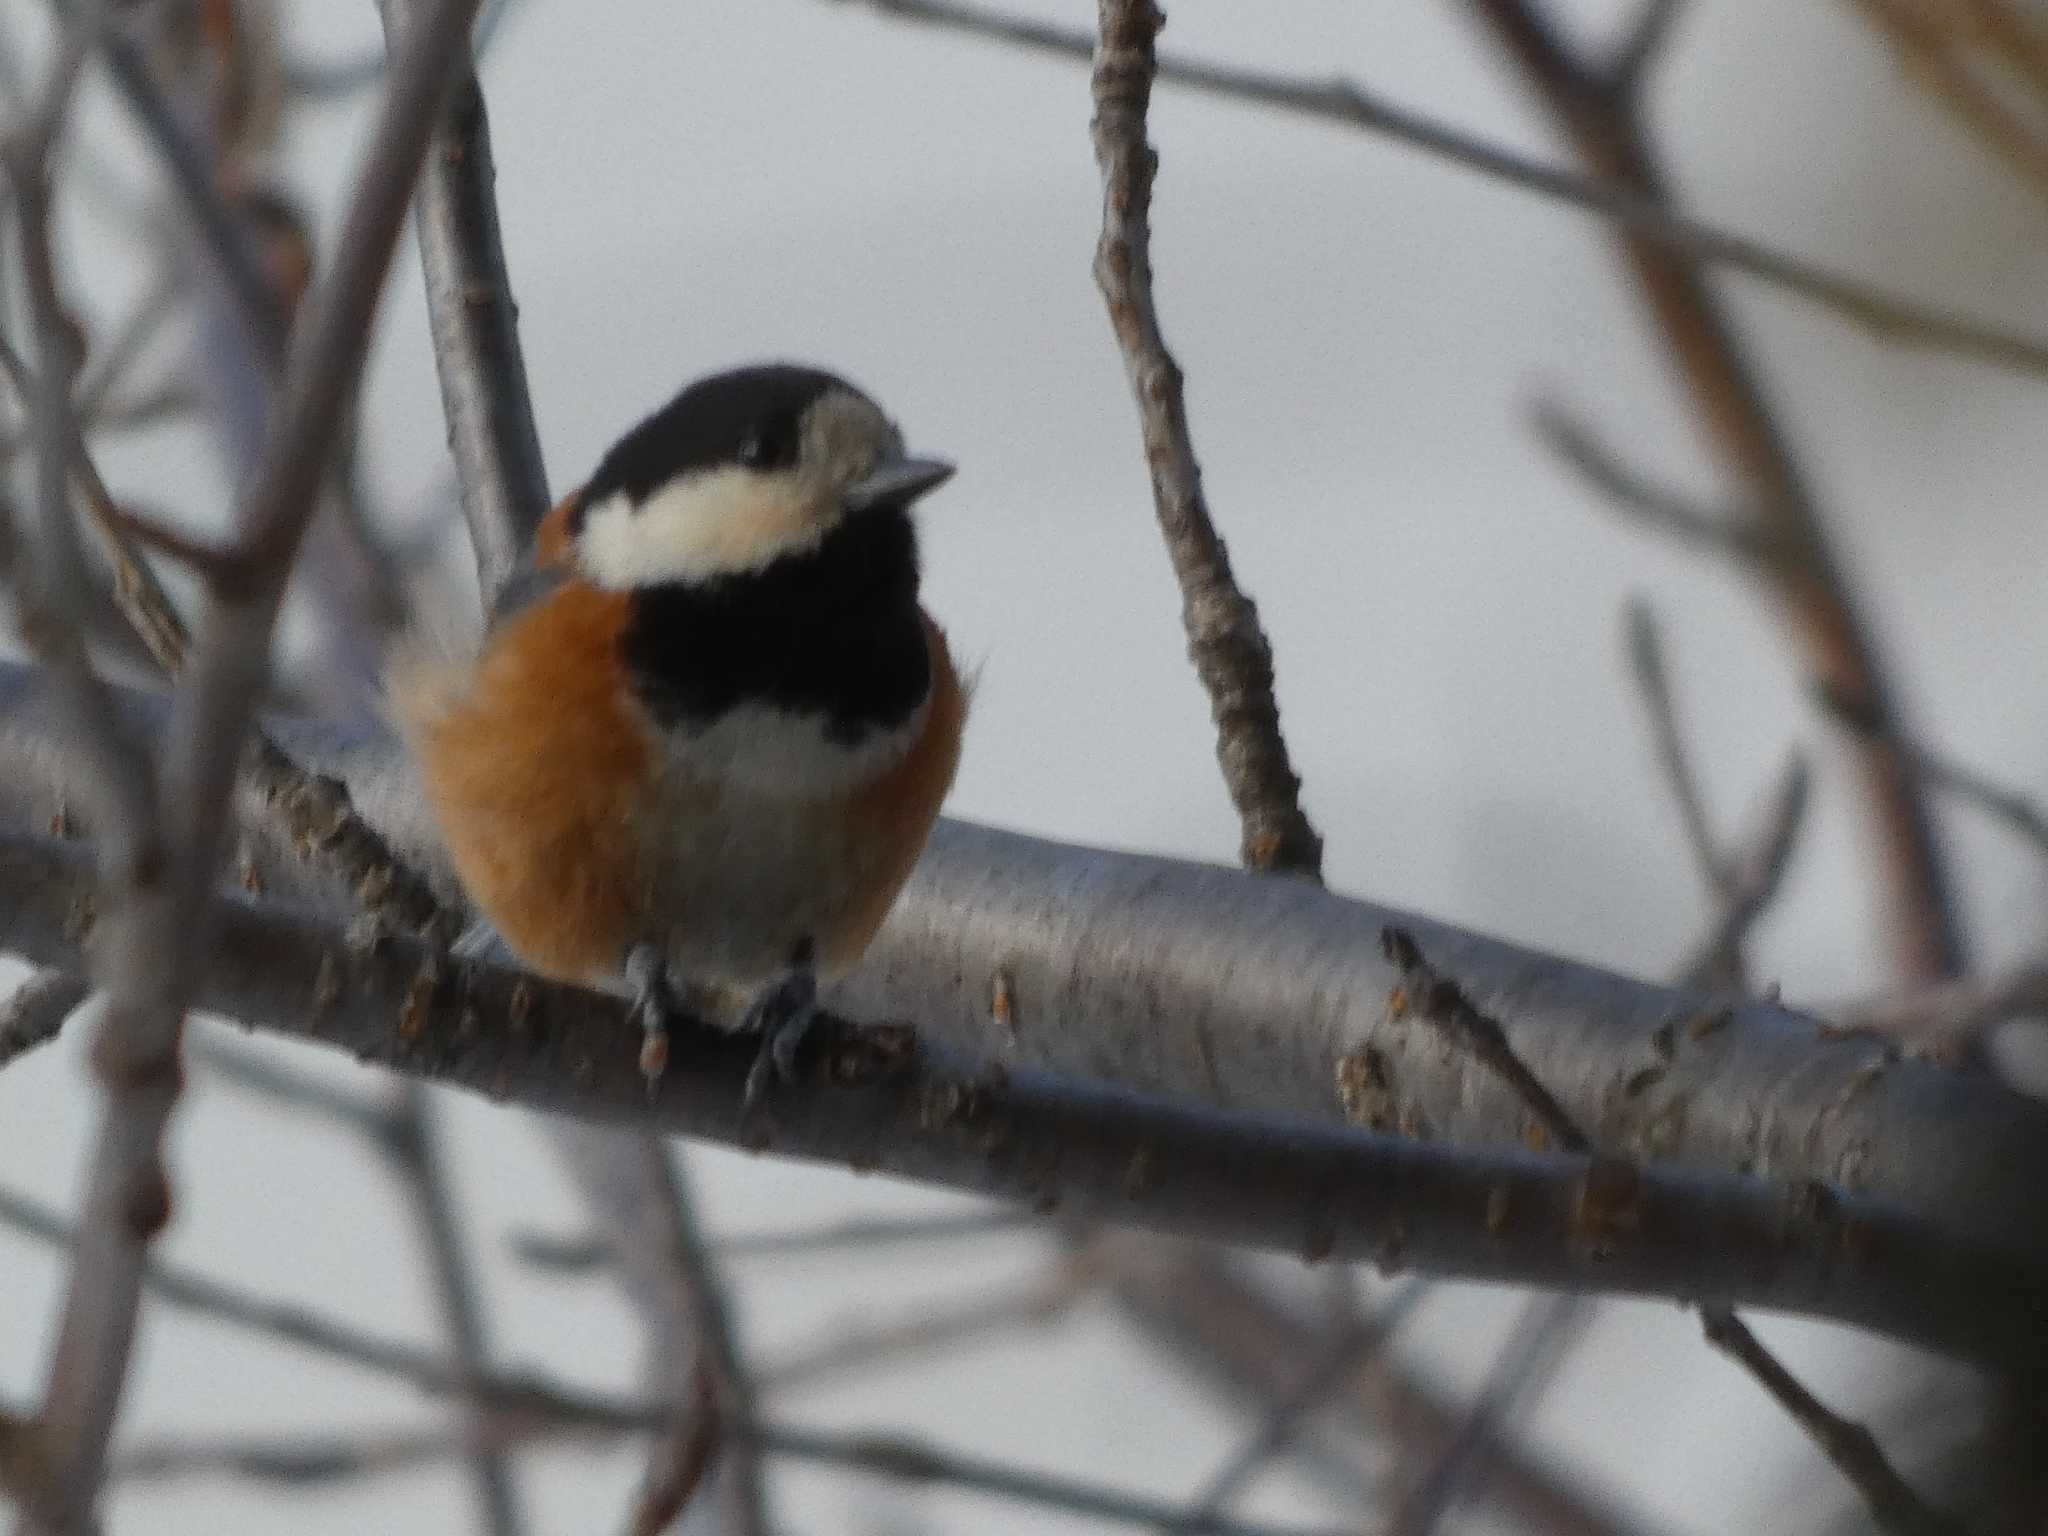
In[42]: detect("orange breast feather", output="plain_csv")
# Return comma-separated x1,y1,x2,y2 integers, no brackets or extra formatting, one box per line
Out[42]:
404,523,657,984
401,490,964,987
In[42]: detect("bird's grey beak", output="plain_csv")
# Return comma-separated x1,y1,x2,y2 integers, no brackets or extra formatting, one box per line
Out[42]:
844,455,954,512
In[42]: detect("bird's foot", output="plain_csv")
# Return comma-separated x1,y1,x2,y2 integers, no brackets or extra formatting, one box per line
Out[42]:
623,941,675,1092
741,940,819,1113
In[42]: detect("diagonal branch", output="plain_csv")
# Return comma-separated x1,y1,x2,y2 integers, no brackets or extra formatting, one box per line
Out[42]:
16,3,485,1528
1847,0,2048,198
0,971,88,1073
1164,1280,1427,1532
1464,0,1965,985
1382,930,1966,1536
1816,685,2048,861
1388,1292,1587,1535
553,1128,769,1536
824,0,2048,379
1536,399,1777,568
1089,0,1321,877
1095,1234,1663,1536
380,1083,525,1536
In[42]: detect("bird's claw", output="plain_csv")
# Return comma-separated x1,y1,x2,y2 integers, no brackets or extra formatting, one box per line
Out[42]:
624,941,673,1095
740,962,818,1114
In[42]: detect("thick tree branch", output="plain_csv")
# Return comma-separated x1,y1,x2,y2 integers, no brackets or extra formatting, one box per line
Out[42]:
825,0,2048,380
0,830,2037,1361
1089,0,1321,877
0,665,2041,1261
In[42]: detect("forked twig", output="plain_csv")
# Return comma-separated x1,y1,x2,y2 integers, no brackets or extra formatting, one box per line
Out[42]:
1469,0,1964,983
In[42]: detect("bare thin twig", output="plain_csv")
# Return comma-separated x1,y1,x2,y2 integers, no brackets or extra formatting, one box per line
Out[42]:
1671,751,1809,992
1089,0,1321,877
1606,0,1688,91
1389,1292,1587,1536
1816,684,2048,860
109,1416,1355,1536
554,1128,769,1536
510,1208,1033,1274
0,971,88,1073
1622,600,1732,894
113,1416,600,1488
1701,1310,1964,1536
3,26,177,1529
1849,0,2048,198
0,1178,653,1424
94,30,288,358
1381,929,1588,1153
1833,962,2048,1048
762,1261,1091,1395
285,0,526,99
1536,400,1775,567
1382,929,1965,1536
1105,1234,1664,1536
0,327,190,674
826,0,2048,379
1164,1280,1428,1532
754,1423,1358,1536
18,2,485,1526
1622,600,1812,988
382,1084,525,1535
377,0,549,594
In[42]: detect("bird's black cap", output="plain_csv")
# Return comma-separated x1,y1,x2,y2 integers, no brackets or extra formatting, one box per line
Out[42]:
584,363,858,504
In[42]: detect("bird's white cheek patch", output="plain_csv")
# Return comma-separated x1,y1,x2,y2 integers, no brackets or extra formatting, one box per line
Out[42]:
578,470,829,587
664,698,929,796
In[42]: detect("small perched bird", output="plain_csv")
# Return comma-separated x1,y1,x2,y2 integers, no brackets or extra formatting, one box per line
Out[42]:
393,363,966,1096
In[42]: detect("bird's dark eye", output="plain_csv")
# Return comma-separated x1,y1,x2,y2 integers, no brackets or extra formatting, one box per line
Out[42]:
737,434,770,469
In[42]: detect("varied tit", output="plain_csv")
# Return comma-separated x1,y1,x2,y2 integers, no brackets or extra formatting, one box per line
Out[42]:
392,363,966,1097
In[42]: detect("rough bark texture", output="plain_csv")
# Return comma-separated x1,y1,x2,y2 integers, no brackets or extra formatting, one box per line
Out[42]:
1,663,2042,1262
0,822,2037,1359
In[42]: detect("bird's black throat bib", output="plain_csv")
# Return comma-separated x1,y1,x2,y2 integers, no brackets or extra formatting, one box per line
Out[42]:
620,505,930,747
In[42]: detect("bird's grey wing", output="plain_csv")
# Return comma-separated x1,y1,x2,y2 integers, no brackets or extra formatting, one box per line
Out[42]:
486,543,572,631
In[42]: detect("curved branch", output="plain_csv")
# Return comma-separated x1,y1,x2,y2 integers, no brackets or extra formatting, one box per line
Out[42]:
1089,0,1320,876
0,662,2042,1261
0,829,2039,1362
